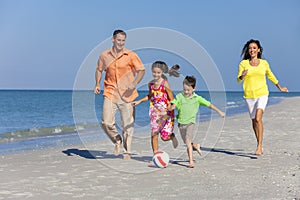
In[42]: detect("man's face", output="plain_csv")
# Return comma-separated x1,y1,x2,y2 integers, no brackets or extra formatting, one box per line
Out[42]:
112,34,126,51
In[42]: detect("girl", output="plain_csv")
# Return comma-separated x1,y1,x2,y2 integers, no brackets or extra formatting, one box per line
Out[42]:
133,61,179,154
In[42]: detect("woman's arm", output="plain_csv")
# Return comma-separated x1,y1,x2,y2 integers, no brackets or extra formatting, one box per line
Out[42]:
237,62,247,83
276,83,288,92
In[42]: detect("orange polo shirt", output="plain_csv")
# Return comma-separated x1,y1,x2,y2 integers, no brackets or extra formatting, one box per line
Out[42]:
97,48,144,102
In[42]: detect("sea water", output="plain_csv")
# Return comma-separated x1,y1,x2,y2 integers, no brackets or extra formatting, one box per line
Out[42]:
0,90,299,154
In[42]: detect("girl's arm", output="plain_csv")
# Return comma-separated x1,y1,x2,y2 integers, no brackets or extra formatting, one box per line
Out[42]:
164,81,175,111
132,95,149,106
208,104,225,118
164,81,174,101
132,83,151,106
168,103,176,111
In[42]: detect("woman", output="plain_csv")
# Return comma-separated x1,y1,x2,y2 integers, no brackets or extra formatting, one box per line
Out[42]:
237,39,288,155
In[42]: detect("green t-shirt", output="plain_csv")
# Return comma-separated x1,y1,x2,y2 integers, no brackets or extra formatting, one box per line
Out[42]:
171,92,211,124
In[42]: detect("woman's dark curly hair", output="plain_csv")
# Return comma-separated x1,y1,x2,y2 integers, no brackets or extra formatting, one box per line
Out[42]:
241,39,263,60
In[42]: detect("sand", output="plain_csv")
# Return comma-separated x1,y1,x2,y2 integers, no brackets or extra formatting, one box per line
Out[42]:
0,97,299,200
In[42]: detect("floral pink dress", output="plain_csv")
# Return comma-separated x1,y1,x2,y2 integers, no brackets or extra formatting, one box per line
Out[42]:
149,80,174,141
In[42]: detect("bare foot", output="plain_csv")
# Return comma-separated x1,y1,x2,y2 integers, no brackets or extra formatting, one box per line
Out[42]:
192,143,202,155
255,148,263,155
188,162,194,168
114,141,121,156
148,161,155,167
123,154,131,160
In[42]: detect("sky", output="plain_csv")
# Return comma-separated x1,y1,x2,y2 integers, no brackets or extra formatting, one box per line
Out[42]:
0,0,299,91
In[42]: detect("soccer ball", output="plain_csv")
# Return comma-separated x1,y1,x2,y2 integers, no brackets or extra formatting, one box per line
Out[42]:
152,151,170,168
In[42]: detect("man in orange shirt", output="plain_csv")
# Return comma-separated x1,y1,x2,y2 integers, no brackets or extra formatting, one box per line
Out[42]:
94,30,145,160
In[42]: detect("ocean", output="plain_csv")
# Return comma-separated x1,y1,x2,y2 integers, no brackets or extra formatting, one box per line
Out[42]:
0,90,299,154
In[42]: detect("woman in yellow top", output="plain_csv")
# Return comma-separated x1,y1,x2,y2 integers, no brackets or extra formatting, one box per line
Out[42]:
237,39,288,155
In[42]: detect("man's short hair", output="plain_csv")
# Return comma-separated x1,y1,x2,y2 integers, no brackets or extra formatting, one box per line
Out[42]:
113,29,126,38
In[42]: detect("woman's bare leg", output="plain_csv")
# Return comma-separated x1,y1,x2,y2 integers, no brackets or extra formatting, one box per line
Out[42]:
252,109,264,155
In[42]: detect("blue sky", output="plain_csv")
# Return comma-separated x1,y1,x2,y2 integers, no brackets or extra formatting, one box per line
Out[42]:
0,0,299,91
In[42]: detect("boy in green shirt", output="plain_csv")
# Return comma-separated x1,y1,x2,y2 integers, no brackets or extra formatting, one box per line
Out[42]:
169,76,225,168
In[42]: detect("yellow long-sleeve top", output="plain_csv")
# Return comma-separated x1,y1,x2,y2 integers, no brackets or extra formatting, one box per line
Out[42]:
237,59,279,98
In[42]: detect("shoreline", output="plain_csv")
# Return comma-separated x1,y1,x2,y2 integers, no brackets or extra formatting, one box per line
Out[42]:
0,94,294,155
0,97,299,199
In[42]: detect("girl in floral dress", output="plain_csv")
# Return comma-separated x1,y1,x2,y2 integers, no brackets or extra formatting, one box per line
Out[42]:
133,61,179,154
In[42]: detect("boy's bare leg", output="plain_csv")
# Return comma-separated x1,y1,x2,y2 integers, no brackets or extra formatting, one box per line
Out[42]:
186,139,194,168
170,133,178,149
192,143,202,155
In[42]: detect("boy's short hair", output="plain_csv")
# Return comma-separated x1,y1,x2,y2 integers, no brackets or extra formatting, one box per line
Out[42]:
183,76,196,88
113,29,126,38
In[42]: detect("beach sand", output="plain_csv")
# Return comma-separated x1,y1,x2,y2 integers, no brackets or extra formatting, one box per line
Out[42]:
0,97,299,200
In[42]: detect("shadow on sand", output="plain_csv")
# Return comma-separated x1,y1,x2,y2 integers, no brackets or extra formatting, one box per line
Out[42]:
62,148,153,163
171,147,258,168
201,147,258,159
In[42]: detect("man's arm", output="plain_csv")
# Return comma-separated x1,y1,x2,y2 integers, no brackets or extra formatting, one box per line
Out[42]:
94,57,103,94
129,70,145,89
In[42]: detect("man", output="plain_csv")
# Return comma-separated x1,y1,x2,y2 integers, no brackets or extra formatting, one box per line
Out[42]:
94,30,145,160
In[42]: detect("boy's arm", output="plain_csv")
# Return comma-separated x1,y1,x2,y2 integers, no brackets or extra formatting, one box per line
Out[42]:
208,104,225,117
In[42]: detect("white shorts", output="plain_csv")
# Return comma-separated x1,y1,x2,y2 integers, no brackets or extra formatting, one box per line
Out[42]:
245,95,268,119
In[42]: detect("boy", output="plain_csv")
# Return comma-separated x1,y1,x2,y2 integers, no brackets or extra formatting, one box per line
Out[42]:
169,76,225,168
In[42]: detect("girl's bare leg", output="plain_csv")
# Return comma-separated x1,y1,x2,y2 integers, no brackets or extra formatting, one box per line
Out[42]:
151,133,159,154
148,133,159,166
